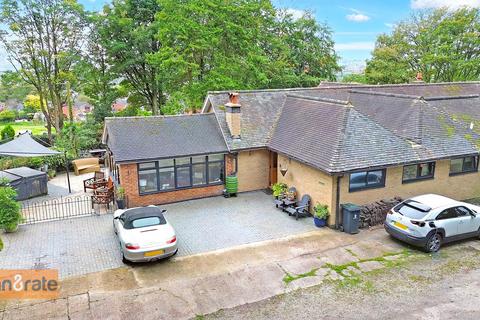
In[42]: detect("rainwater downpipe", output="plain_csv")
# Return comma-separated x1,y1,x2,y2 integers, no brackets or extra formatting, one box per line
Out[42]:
335,175,342,230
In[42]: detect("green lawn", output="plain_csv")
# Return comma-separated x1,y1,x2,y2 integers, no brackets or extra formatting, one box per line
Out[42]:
0,122,51,136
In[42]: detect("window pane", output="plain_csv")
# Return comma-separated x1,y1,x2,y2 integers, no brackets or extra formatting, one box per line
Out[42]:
193,163,206,185
419,163,433,177
192,156,206,164
403,165,417,181
175,157,190,166
158,159,174,167
436,208,456,220
176,166,191,187
132,217,165,228
159,167,174,190
455,207,471,216
139,162,156,170
138,169,157,193
463,157,475,171
367,170,383,185
450,158,463,173
209,154,224,162
208,162,224,183
349,172,367,190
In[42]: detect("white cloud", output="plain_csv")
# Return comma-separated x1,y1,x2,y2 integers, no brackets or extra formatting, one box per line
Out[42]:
346,13,371,22
335,42,375,51
385,23,395,28
285,8,306,20
411,0,480,9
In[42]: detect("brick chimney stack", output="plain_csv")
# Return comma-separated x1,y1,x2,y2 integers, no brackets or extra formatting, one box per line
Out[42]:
225,92,241,139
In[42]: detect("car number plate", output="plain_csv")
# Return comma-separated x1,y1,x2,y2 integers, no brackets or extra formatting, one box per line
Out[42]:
394,221,408,230
144,250,164,257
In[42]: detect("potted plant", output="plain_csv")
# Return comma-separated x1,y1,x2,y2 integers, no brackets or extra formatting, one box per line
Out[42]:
116,186,126,209
0,184,22,232
313,203,329,228
272,182,287,199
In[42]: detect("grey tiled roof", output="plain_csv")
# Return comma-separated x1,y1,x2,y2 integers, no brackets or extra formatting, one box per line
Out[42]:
104,114,227,163
106,82,480,173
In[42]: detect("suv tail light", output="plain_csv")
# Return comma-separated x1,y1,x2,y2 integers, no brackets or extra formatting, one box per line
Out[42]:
166,236,177,244
125,243,140,250
410,220,426,227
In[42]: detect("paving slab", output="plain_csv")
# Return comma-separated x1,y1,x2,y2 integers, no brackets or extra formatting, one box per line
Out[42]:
357,260,384,272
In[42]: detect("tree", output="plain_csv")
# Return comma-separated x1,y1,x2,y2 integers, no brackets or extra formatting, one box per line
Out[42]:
97,0,163,115
366,8,480,84
76,12,118,123
0,0,87,141
152,1,340,111
23,94,42,114
341,73,368,84
0,71,33,103
268,10,340,88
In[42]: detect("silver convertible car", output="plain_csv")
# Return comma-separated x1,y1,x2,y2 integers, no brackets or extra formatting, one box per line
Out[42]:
113,206,178,263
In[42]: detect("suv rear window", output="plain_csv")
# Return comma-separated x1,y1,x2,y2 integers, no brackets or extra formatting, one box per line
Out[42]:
394,200,431,219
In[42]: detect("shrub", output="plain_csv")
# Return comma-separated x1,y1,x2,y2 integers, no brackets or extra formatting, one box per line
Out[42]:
116,186,125,199
313,203,329,220
272,182,288,198
1,125,15,140
0,110,16,123
0,185,22,231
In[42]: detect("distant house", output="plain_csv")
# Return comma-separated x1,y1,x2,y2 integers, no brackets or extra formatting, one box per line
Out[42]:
111,99,127,113
62,103,93,121
103,82,480,227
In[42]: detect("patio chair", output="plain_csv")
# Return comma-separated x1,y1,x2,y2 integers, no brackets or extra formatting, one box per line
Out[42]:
285,194,311,220
91,178,114,209
83,171,106,192
274,187,297,211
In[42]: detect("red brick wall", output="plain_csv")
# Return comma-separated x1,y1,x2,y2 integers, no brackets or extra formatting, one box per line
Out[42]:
225,154,236,175
119,163,225,208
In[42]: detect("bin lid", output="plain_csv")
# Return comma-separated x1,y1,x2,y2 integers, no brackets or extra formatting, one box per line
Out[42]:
4,167,46,178
341,203,361,211
0,170,21,182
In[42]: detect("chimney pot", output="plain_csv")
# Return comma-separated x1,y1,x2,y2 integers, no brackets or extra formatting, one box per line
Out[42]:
228,92,239,105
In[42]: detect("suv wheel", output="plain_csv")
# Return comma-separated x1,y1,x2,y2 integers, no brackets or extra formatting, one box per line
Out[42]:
425,233,442,253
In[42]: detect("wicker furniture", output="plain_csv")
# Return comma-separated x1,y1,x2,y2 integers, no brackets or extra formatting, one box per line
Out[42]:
72,158,100,176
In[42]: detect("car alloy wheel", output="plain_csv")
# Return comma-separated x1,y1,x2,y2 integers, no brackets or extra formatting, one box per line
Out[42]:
427,233,441,252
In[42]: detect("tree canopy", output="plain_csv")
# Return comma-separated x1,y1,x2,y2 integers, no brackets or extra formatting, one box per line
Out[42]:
366,8,480,84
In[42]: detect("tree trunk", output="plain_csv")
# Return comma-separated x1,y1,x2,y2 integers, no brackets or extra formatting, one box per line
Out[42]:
152,85,160,115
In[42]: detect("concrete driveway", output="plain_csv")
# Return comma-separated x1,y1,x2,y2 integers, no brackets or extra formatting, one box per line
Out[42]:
0,191,318,278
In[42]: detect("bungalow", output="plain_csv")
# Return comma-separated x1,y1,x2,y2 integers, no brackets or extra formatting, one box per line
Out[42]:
103,82,480,227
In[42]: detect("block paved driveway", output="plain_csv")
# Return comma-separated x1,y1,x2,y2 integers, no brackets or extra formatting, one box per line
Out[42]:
0,191,317,278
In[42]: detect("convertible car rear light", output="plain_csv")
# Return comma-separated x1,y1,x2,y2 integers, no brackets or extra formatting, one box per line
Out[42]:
166,236,177,244
125,243,140,250
410,220,426,227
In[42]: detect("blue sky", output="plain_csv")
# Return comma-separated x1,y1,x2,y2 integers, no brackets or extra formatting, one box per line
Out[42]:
2,0,480,72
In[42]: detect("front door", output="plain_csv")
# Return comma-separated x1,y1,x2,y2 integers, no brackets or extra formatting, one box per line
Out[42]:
269,151,278,187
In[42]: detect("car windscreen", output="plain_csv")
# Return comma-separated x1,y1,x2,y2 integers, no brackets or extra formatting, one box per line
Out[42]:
130,216,166,229
394,200,431,219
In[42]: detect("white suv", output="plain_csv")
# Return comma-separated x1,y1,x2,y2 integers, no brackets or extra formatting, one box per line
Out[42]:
384,194,480,252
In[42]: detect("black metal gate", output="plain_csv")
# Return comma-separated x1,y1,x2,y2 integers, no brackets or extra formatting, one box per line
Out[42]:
21,195,96,224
